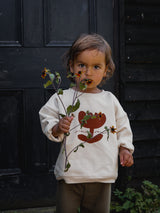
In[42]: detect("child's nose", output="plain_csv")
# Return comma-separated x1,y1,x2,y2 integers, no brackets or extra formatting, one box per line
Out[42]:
85,67,92,75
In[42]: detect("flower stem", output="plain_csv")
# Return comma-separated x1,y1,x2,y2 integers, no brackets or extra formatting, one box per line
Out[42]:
67,142,86,158
63,136,69,168
65,127,111,163
57,93,67,115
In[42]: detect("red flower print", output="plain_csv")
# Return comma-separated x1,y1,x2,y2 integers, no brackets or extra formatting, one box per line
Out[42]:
78,111,106,143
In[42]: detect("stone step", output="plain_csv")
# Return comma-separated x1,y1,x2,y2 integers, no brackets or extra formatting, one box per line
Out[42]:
0,206,56,213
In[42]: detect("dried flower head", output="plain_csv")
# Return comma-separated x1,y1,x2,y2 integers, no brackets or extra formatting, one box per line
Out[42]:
81,79,93,86
97,112,102,118
110,126,117,134
41,67,48,79
75,71,83,77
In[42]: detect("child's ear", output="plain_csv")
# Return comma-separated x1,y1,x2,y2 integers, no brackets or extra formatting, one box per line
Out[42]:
69,60,74,73
103,66,108,77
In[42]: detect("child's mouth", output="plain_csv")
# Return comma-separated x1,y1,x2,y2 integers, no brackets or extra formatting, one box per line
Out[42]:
81,79,93,85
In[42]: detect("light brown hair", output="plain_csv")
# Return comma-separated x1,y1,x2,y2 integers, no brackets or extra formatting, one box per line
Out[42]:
64,33,115,83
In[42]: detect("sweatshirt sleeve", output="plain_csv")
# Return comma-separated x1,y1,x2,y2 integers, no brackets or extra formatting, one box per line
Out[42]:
39,94,64,142
112,94,134,153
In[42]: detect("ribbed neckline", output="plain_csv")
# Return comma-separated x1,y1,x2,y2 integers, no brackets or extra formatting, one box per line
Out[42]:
69,88,105,96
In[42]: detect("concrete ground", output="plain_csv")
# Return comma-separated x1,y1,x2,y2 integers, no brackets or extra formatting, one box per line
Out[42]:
0,206,56,213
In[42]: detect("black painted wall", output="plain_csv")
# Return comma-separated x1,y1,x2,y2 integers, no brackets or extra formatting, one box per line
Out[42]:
116,0,160,189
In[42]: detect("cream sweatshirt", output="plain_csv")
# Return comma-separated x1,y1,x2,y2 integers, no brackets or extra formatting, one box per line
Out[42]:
39,88,134,183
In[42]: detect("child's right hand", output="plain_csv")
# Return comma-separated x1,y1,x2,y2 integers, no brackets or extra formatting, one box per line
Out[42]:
52,116,74,137
58,116,74,134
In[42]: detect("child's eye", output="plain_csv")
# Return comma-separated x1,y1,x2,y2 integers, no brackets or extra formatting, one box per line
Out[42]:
94,65,100,69
78,64,85,68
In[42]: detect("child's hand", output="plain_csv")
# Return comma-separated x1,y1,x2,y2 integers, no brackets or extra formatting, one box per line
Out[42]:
119,147,134,167
52,116,74,137
58,116,74,134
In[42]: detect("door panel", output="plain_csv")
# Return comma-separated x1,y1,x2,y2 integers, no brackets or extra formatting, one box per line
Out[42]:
44,0,89,46
0,0,22,46
0,90,23,171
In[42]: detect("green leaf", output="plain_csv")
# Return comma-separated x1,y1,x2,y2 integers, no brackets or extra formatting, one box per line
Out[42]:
111,180,160,213
104,126,110,140
114,189,123,197
49,73,55,81
79,143,85,148
67,99,80,115
64,162,71,172
104,126,109,131
91,115,97,119
70,82,76,88
55,71,60,78
87,131,92,139
64,132,70,136
77,207,80,213
59,113,65,118
74,143,85,152
80,113,92,127
83,114,92,121
43,80,52,88
122,200,134,210
84,115,92,120
67,105,73,115
74,147,79,152
130,209,137,213
67,73,73,78
79,82,87,91
74,99,80,111
57,88,63,95
55,72,61,84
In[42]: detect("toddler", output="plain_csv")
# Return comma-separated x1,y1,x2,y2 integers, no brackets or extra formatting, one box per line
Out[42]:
39,33,134,213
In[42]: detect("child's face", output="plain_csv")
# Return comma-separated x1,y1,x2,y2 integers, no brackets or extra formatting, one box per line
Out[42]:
70,49,107,93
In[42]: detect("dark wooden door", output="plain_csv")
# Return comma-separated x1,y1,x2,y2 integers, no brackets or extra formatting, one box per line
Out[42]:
0,0,115,210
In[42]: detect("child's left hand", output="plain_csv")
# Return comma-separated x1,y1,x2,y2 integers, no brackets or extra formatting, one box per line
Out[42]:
119,147,134,167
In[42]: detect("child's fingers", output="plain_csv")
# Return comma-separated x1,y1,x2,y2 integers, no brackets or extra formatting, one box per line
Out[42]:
121,154,134,167
128,155,134,166
59,116,74,133
124,155,134,167
62,116,73,127
126,160,133,167
119,148,134,167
